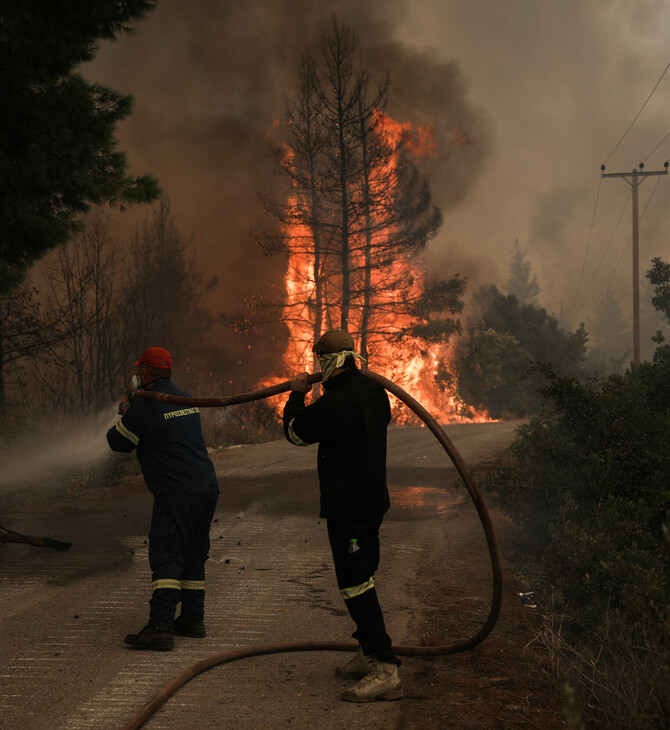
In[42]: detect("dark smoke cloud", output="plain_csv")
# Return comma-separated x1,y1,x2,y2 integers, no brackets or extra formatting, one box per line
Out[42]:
87,0,670,376
86,0,493,380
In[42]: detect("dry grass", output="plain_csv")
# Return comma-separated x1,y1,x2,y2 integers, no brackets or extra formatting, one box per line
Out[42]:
201,400,283,447
525,595,669,729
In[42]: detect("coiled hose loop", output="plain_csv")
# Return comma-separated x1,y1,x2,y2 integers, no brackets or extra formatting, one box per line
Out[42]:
121,370,503,729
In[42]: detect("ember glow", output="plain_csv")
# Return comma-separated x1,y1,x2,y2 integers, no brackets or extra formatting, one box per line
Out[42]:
388,485,462,516
266,112,492,424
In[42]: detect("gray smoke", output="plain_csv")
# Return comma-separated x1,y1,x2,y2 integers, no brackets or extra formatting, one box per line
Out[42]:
85,0,494,380
85,0,670,371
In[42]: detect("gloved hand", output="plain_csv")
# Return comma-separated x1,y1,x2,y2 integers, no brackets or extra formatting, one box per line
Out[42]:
118,392,133,415
289,372,311,393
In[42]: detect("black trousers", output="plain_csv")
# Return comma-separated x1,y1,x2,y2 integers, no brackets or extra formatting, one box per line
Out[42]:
327,518,400,666
148,489,218,627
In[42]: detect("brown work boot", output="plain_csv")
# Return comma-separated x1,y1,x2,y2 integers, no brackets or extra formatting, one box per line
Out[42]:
335,647,375,679
124,625,174,651
341,660,403,702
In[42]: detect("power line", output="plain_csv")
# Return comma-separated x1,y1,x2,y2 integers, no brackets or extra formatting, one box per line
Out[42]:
603,59,670,165
601,165,667,364
643,130,670,162
582,189,631,294
572,175,602,311
605,174,664,286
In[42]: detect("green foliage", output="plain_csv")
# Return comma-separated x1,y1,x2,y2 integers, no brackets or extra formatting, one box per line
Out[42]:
0,0,160,294
585,285,630,374
491,353,670,725
454,285,587,418
493,353,670,639
647,256,670,325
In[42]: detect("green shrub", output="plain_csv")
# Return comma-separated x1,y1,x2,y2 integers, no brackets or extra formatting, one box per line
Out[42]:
490,354,670,726
491,355,670,638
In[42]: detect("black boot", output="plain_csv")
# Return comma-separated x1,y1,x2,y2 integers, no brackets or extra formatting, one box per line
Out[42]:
124,625,174,650
174,615,206,638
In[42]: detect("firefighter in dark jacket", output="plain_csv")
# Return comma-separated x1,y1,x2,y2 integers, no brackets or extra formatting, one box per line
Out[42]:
107,347,219,651
283,329,403,702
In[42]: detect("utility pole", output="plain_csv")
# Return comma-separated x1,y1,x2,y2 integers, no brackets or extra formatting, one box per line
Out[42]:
601,161,668,366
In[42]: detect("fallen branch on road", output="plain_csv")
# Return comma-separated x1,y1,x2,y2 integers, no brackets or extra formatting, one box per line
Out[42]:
0,523,72,551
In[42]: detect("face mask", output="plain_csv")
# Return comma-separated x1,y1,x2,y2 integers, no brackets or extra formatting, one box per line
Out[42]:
130,374,142,392
318,349,367,381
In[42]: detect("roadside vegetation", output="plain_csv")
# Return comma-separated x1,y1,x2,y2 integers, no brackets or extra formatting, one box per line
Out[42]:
487,259,670,729
200,400,283,448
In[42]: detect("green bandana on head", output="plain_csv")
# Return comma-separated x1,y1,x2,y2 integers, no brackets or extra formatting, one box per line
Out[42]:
318,349,367,381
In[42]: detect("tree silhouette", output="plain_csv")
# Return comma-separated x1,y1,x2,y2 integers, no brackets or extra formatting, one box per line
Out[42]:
505,239,539,306
254,17,452,369
585,285,630,373
455,284,587,418
0,0,160,295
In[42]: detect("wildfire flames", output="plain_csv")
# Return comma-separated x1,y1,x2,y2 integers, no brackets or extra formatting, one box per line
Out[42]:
264,112,491,424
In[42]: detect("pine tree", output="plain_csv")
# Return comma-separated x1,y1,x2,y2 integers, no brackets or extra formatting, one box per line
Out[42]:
587,286,630,353
255,17,449,367
0,0,160,295
121,196,216,373
505,239,539,305
455,284,587,418
585,285,631,373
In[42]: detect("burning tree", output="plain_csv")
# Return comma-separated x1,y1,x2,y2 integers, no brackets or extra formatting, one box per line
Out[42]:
254,19,468,418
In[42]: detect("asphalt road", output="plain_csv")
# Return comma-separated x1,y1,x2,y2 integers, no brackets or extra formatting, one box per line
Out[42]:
0,420,523,730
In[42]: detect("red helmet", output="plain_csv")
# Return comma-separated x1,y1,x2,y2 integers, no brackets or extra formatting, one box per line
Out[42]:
134,346,172,370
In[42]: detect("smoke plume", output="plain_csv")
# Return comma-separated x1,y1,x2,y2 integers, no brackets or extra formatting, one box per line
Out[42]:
86,0,670,374
86,0,493,381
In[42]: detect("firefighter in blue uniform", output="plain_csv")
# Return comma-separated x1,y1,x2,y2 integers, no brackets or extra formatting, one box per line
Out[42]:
107,347,219,651
283,329,403,702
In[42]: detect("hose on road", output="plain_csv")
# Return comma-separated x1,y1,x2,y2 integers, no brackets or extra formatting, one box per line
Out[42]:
121,370,503,729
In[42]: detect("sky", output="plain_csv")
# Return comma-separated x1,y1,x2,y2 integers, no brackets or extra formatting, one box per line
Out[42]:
401,1,670,330
86,0,670,370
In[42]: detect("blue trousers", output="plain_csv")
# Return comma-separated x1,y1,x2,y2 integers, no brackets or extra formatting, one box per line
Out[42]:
148,489,218,627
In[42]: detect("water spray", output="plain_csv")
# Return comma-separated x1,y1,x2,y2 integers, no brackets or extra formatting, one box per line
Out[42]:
0,407,122,552
0,407,120,491
121,369,502,729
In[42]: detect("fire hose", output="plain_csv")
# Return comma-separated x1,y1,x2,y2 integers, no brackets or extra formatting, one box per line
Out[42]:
0,524,72,551
120,370,503,730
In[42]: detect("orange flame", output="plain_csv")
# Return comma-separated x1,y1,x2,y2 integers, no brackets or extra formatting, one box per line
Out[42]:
263,113,491,424
375,110,439,157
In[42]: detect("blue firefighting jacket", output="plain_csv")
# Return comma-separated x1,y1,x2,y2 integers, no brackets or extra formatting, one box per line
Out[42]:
106,379,218,497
